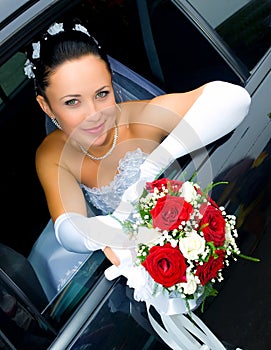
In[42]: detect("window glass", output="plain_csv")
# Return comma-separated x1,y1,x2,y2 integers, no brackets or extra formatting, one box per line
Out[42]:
42,251,109,328
188,0,271,71
0,52,26,98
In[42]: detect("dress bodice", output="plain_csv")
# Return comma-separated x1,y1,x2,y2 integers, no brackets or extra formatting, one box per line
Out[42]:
80,148,147,215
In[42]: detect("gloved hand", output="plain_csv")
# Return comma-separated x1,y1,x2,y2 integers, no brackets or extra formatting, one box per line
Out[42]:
113,81,251,221
54,212,160,251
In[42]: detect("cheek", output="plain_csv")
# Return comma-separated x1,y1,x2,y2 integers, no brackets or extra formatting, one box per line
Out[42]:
103,104,117,117
62,111,84,130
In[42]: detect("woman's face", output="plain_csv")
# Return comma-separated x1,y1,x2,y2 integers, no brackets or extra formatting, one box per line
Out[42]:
38,54,116,148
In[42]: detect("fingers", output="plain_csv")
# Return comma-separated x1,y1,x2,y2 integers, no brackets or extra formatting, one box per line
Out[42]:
104,246,120,266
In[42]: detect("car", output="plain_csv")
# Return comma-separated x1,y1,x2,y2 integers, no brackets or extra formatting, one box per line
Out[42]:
0,1,271,349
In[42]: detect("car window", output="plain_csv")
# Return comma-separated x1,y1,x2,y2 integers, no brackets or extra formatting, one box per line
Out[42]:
137,0,240,91
187,0,271,71
0,52,26,104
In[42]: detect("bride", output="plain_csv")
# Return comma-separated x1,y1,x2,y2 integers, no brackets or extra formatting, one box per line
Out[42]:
24,21,251,300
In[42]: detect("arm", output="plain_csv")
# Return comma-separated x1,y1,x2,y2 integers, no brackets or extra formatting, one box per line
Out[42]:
114,81,251,219
36,137,121,264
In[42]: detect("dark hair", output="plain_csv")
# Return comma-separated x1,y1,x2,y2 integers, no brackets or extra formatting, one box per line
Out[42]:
27,23,112,98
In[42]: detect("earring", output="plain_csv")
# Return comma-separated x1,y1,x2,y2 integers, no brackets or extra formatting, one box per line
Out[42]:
50,117,62,130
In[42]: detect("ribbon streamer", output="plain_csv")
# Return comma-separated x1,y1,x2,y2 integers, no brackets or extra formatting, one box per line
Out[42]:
105,259,243,350
147,305,226,350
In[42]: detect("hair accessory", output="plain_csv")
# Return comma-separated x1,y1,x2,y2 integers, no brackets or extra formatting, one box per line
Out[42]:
73,24,101,48
24,59,35,79
32,42,40,59
73,24,90,37
24,22,92,79
47,22,64,35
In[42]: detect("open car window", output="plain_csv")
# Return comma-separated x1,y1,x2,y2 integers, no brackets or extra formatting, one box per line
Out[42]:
187,0,271,71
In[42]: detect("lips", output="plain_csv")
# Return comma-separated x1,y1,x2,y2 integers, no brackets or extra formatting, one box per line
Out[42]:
82,122,105,135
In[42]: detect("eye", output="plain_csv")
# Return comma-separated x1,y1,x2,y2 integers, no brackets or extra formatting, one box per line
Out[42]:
96,90,110,99
65,98,78,106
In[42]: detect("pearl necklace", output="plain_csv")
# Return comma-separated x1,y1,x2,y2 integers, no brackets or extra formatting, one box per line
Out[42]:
79,123,118,160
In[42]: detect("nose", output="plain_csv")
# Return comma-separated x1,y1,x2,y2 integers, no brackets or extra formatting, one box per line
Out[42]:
85,110,102,123
86,99,97,115
84,101,102,122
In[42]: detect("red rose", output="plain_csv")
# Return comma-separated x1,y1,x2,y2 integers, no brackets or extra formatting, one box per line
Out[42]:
199,204,226,246
151,195,193,231
195,250,225,285
142,243,187,288
146,178,183,193
146,178,170,192
167,179,184,192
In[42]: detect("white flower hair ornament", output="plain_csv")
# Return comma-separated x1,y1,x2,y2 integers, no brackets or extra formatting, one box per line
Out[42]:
24,59,35,79
47,22,64,35
73,24,90,37
73,24,101,48
24,22,91,79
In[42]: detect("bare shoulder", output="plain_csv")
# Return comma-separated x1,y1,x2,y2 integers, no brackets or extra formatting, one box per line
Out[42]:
36,130,64,160
35,130,73,175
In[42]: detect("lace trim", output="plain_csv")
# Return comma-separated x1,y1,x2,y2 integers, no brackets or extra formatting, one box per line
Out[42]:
81,148,147,214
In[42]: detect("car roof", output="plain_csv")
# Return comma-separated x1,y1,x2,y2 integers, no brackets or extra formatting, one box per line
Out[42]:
0,0,61,46
0,0,30,23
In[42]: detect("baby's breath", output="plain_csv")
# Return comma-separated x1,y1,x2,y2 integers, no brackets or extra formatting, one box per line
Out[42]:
122,177,259,310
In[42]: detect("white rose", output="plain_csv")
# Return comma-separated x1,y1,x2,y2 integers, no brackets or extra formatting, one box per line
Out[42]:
179,272,198,295
179,181,197,203
179,230,205,260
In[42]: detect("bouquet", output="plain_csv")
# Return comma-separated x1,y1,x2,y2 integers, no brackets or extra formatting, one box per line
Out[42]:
123,177,259,313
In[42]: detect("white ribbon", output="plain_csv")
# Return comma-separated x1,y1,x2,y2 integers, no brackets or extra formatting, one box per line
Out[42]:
147,306,227,350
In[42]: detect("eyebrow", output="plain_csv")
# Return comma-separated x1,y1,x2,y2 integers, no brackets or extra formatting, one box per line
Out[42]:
60,86,111,101
60,94,81,101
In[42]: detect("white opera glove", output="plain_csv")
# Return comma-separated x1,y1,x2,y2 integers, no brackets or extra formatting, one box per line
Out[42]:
113,81,251,220
54,212,106,253
55,212,159,251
